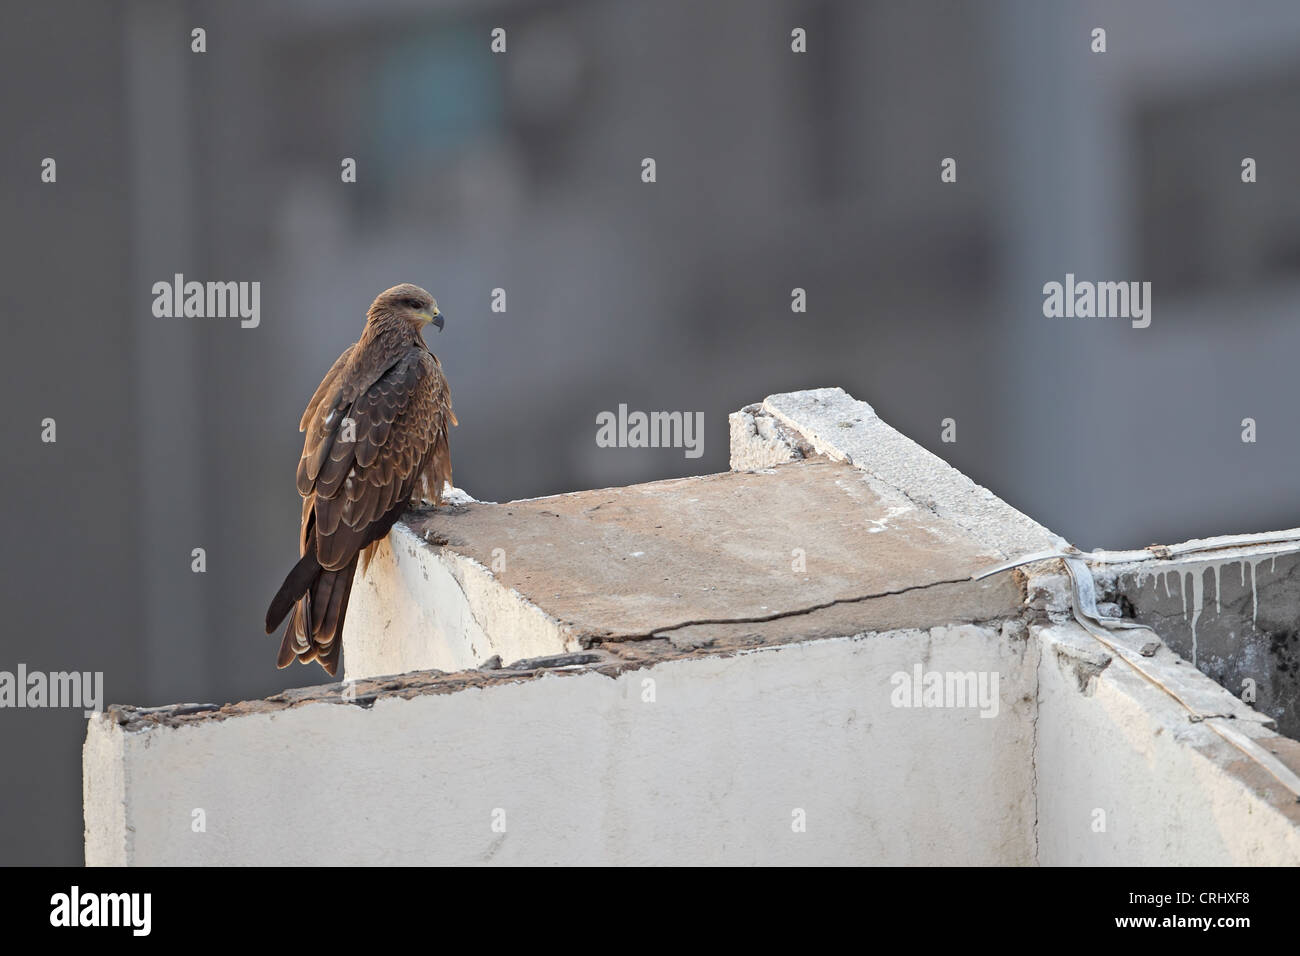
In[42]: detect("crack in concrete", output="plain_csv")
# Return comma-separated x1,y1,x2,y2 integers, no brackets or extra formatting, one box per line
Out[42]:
583,573,994,646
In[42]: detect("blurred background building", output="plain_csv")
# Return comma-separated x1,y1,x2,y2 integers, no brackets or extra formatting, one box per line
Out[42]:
4,0,1300,863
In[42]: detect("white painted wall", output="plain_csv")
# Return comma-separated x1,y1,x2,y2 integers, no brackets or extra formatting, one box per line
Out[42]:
1034,622,1300,865
85,624,1035,866
345,523,571,681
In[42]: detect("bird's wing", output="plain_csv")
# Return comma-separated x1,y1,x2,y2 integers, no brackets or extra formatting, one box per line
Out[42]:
298,348,451,571
415,355,456,503
298,344,355,432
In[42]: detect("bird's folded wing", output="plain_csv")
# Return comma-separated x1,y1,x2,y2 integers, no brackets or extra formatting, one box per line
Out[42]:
298,344,355,432
299,350,452,570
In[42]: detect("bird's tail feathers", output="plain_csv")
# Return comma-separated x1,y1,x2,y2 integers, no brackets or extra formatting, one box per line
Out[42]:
265,551,320,634
271,556,358,678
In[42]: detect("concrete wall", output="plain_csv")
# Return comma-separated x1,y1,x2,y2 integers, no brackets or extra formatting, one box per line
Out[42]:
1035,622,1300,865
345,521,571,681
83,387,1300,865
86,624,1036,866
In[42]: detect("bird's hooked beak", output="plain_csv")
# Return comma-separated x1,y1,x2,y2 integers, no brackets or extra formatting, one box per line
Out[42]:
417,309,444,332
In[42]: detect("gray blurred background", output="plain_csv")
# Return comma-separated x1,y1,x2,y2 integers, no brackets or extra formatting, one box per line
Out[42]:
4,0,1300,864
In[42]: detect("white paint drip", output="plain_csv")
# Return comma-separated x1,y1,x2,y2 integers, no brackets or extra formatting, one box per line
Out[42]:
1122,555,1279,657
1249,558,1262,626
1187,568,1202,665
1173,556,1282,662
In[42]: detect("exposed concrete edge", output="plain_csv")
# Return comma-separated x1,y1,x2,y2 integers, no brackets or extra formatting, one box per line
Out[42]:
1038,620,1300,803
99,655,625,734
1100,541,1300,589
95,605,1029,735
735,387,1064,561
82,715,128,866
727,403,816,470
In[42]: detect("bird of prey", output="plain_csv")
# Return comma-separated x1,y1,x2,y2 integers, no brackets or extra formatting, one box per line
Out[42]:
265,283,456,675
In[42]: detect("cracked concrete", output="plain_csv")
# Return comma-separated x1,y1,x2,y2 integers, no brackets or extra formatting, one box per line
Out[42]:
345,457,1025,679
727,402,815,469
1051,640,1112,695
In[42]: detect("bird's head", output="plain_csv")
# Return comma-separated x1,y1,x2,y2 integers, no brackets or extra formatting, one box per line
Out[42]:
370,283,444,333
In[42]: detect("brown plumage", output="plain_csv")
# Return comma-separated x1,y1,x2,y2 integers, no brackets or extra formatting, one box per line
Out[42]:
265,284,456,675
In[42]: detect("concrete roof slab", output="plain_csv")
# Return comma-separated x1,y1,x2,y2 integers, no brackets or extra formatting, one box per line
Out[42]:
404,459,1021,643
